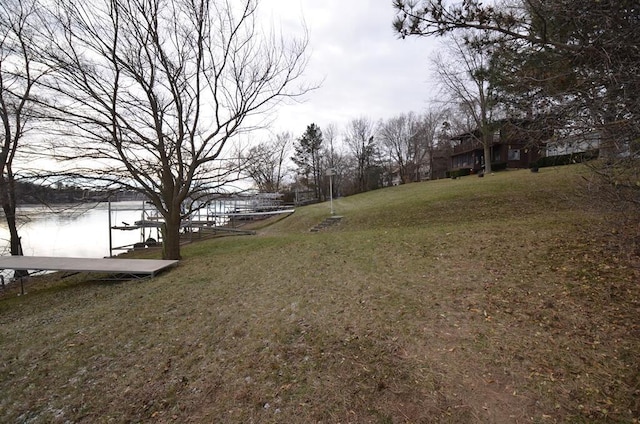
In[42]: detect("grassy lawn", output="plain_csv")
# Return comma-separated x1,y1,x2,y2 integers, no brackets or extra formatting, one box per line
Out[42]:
1,165,638,423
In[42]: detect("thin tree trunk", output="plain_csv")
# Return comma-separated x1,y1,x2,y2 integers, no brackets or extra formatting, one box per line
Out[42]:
1,182,28,277
4,207,22,256
0,176,23,256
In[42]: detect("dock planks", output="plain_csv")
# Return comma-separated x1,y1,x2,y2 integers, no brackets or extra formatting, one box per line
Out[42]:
0,256,178,279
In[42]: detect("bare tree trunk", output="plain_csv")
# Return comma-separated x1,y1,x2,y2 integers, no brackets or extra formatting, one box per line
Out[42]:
1,0,41,273
162,214,182,261
162,222,182,260
0,175,27,277
1,193,22,255
483,132,492,174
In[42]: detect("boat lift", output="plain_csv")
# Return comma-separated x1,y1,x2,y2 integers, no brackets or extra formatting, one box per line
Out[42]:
108,198,294,256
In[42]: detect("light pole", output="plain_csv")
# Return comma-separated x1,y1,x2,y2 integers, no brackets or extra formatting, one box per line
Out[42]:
326,168,335,215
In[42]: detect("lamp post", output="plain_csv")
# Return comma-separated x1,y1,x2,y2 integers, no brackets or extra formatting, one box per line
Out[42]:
326,168,335,215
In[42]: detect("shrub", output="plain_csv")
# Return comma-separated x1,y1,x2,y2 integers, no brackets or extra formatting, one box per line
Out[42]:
491,162,508,171
447,168,471,178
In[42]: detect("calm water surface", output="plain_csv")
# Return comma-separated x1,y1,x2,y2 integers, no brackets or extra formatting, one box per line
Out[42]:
0,201,151,258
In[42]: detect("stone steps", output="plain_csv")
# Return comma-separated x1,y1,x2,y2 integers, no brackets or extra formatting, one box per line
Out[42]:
310,215,343,232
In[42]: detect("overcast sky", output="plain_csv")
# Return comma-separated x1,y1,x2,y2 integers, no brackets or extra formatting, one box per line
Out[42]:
259,0,440,138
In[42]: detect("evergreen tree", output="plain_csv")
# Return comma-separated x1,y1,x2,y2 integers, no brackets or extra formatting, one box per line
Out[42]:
292,124,324,200
394,0,639,203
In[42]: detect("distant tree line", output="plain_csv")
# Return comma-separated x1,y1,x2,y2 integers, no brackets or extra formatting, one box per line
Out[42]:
242,109,455,204
242,1,637,207
11,181,144,205
244,0,638,206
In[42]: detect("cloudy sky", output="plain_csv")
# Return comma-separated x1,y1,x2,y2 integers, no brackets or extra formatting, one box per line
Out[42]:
259,0,440,137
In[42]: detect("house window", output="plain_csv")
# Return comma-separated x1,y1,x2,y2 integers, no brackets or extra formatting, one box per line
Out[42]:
508,149,521,161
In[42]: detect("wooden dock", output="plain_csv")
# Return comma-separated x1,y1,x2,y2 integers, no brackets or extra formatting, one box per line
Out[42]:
0,256,178,280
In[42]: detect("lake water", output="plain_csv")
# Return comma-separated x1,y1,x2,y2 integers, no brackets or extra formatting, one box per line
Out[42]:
0,198,253,260
0,201,152,259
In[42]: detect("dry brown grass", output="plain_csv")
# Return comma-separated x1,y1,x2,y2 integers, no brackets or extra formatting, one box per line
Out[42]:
1,165,638,423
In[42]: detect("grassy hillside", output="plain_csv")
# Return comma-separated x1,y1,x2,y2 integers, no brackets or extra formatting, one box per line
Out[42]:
1,165,638,423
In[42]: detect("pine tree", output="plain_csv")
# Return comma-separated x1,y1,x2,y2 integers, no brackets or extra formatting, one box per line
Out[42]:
292,124,324,200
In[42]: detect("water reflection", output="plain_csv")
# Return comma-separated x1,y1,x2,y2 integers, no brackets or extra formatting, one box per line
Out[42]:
0,201,149,258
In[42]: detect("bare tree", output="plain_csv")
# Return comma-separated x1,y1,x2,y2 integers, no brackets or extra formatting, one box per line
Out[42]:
323,123,338,171
37,0,310,259
418,108,450,180
379,113,416,184
379,109,450,184
433,34,498,173
0,0,47,262
243,132,292,193
321,123,350,198
344,117,379,193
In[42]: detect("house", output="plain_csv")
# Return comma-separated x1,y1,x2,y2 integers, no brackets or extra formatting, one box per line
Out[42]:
386,163,432,186
449,120,550,173
545,131,601,157
545,120,638,160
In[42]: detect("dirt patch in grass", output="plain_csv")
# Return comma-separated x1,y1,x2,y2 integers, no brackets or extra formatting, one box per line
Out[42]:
0,166,638,423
